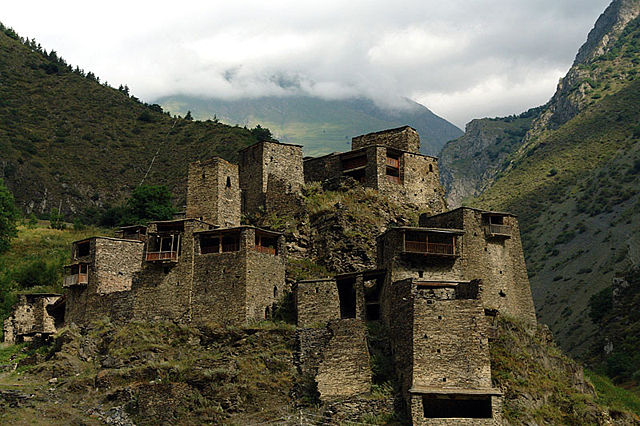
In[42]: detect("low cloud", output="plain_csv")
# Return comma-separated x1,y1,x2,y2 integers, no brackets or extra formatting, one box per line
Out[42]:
4,0,610,127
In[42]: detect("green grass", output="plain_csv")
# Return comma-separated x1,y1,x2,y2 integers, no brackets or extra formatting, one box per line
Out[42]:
0,223,109,336
586,370,640,417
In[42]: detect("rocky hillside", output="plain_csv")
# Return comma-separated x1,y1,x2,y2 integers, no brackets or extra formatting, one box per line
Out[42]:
157,95,463,157
0,314,637,424
0,24,262,217
440,0,640,358
440,0,640,207
439,107,541,207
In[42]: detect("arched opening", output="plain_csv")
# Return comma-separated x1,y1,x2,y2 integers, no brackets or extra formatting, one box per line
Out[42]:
429,164,433,173
226,176,231,188
273,285,278,298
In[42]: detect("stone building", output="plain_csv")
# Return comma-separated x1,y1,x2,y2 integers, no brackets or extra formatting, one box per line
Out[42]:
186,158,240,227
296,206,534,423
238,140,305,215
419,207,536,326
386,279,502,425
303,126,446,212
63,236,144,325
3,294,63,343
133,221,286,326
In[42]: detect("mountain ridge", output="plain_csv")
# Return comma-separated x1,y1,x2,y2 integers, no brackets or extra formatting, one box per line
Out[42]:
156,94,463,157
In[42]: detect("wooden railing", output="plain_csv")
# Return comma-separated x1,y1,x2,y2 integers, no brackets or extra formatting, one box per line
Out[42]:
254,245,277,255
386,157,400,168
63,272,88,287
485,224,511,237
146,251,178,262
404,241,454,255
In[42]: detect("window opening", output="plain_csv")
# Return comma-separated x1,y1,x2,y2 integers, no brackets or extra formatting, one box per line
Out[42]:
422,395,492,419
76,241,90,258
337,279,357,319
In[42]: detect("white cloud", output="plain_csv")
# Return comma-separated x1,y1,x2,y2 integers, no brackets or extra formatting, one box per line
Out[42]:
2,0,612,127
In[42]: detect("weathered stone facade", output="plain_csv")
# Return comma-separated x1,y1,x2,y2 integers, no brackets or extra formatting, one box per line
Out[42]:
419,207,536,326
3,294,62,343
296,319,372,401
239,140,304,215
63,237,144,326
351,125,421,153
186,158,240,227
303,128,446,212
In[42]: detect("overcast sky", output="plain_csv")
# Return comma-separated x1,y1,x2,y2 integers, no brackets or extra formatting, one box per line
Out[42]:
4,0,611,128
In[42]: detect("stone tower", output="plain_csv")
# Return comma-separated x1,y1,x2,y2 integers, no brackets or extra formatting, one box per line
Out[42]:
186,157,241,227
238,140,304,215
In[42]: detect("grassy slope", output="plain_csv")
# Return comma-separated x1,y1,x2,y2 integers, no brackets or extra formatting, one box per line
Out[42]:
0,321,297,425
474,76,640,355
0,28,259,216
469,16,640,356
159,95,463,157
0,223,109,330
491,316,640,424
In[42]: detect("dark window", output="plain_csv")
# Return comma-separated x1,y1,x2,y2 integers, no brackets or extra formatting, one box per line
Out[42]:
489,215,504,225
226,176,232,188
429,164,433,172
422,395,492,419
337,279,357,319
76,241,90,257
222,235,239,252
200,236,220,254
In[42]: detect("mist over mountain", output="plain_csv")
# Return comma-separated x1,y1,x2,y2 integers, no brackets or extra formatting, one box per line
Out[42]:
157,95,463,157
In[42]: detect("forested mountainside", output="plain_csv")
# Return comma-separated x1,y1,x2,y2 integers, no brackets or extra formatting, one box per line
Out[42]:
442,0,640,362
0,24,264,218
157,95,463,157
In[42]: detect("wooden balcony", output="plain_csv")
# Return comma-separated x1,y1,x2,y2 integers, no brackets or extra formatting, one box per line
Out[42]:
254,245,276,255
484,224,511,238
63,272,88,287
404,241,455,256
146,251,178,262
386,157,400,168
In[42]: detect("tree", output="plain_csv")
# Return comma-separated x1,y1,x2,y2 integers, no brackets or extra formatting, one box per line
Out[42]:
184,110,193,121
0,179,19,253
124,185,176,225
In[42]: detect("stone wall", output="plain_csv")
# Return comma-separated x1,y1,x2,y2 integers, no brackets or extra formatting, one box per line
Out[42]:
132,220,211,324
351,126,421,154
295,279,340,327
412,288,492,390
64,237,143,326
297,319,372,401
239,141,304,215
375,149,445,213
192,252,247,326
303,153,341,185
420,208,537,326
94,238,144,294
3,295,61,343
244,231,287,322
186,158,241,227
